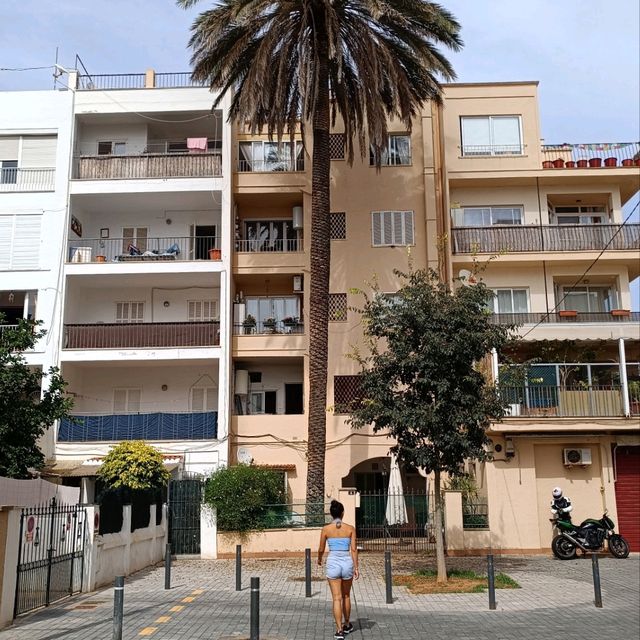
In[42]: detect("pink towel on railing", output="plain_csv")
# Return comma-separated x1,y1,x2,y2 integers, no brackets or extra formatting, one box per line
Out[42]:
187,137,208,152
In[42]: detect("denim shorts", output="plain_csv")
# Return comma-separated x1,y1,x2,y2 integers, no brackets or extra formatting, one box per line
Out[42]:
326,551,354,580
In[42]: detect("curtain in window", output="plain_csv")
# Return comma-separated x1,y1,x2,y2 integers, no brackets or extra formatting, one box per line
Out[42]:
390,136,411,165
491,117,521,153
461,118,491,151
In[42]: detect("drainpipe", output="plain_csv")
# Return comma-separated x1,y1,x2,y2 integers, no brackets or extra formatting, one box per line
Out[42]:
618,338,630,417
23,291,30,319
491,348,499,384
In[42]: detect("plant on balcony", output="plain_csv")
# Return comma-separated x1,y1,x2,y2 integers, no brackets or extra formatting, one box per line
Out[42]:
282,316,300,327
262,317,277,331
0,316,73,478
178,0,462,527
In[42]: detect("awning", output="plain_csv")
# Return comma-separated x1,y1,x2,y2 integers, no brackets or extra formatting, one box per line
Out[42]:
41,457,182,478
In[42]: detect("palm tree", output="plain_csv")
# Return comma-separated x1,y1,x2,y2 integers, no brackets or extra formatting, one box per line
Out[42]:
177,0,462,512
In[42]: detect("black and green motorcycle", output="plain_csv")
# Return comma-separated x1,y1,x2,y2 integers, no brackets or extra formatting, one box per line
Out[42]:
551,509,630,560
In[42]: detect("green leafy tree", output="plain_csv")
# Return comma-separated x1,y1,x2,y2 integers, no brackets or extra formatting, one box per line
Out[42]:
0,318,72,478
349,270,515,582
177,0,462,510
97,441,170,491
203,464,285,532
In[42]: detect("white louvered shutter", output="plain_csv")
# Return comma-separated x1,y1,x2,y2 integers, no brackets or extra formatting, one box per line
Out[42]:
113,389,127,412
11,215,41,269
0,137,19,159
371,212,382,246
0,217,12,270
20,136,57,167
403,211,414,245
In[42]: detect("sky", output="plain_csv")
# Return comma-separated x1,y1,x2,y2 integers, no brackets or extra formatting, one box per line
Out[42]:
1,0,639,304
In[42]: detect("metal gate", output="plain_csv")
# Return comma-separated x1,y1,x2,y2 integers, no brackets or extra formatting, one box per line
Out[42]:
14,499,86,617
356,491,437,553
168,474,204,554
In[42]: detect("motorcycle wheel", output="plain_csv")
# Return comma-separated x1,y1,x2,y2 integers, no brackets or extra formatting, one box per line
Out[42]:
609,534,630,559
552,534,577,560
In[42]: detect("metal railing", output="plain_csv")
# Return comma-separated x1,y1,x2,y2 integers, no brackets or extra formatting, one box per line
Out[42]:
461,144,524,156
238,158,305,172
66,236,220,263
58,411,218,441
0,167,55,191
452,223,640,253
491,311,640,325
236,238,301,253
259,503,332,529
234,319,304,335
630,384,640,416
463,501,489,530
74,152,222,179
154,72,207,88
77,73,146,90
63,321,220,349
500,384,624,417
541,142,640,166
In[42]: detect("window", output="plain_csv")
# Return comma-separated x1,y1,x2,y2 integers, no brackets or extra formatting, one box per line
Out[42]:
122,227,148,253
245,296,300,326
562,286,616,313
0,160,18,184
549,205,607,225
462,206,523,227
97,141,126,156
0,214,42,270
370,134,411,166
115,302,144,323
371,211,414,246
249,390,277,414
188,300,218,322
492,289,529,314
113,388,141,413
191,387,216,412
329,293,348,322
330,212,347,240
243,219,299,252
329,134,345,160
334,375,362,414
238,141,304,172
461,116,523,156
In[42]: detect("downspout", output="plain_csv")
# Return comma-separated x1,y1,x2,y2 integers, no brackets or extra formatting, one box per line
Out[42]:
535,177,550,315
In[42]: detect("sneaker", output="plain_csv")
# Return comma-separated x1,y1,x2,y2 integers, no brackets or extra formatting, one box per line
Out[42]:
343,622,354,634
334,631,345,640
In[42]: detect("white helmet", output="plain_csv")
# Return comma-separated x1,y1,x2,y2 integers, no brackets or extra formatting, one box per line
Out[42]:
552,487,563,499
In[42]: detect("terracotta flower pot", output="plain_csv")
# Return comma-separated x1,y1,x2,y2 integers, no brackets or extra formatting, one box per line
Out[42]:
565,161,576,168
542,160,554,169
588,157,602,167
95,255,106,263
622,159,634,167
559,310,578,318
208,248,222,260
635,158,640,167
576,159,589,168
552,158,565,168
610,309,631,317
604,157,617,167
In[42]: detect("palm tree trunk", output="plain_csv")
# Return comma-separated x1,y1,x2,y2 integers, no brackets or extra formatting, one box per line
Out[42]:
306,28,331,515
433,468,448,583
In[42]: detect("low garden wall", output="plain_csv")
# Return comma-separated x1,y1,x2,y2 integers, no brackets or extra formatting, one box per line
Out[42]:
217,526,323,558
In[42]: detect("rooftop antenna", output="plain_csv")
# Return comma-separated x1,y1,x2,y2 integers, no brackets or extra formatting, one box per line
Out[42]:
53,47,58,89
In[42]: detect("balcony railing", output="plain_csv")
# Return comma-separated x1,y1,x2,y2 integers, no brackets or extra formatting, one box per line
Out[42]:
461,144,524,157
491,311,640,325
66,236,220,263
501,385,624,417
58,411,217,441
541,142,640,168
0,168,55,192
234,319,304,335
452,224,640,254
236,238,301,253
63,321,220,349
0,324,19,344
77,72,207,91
238,158,305,172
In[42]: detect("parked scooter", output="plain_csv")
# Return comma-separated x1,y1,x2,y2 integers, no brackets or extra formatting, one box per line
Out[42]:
549,487,630,560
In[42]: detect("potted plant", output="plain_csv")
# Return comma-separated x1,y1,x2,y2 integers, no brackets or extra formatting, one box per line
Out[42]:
604,157,618,167
565,160,576,168
622,159,634,167
576,159,589,168
558,309,578,319
262,316,277,332
95,255,107,263
610,309,631,317
588,157,602,167
242,314,256,334
542,160,554,169
282,316,299,327
209,248,222,260
552,158,565,168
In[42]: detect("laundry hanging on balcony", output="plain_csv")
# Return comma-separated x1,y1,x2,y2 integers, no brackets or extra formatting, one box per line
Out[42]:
187,137,208,152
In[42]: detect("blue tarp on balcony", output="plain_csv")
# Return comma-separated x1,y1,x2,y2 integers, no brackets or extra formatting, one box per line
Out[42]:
58,412,217,442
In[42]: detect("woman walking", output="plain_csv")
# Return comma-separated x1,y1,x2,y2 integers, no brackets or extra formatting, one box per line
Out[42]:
318,500,359,639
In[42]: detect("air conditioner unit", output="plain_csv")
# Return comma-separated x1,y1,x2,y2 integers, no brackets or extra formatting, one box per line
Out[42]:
563,448,592,466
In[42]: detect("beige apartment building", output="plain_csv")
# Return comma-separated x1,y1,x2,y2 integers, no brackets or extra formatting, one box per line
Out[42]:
230,81,640,554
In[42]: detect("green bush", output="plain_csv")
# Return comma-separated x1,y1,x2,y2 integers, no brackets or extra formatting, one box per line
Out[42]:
97,440,170,491
204,464,284,532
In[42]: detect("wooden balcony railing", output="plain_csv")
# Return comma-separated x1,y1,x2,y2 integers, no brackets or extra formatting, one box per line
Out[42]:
452,223,640,254
63,321,220,349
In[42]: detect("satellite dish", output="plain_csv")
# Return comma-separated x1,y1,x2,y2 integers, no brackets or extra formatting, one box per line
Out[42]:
458,269,477,285
237,447,252,464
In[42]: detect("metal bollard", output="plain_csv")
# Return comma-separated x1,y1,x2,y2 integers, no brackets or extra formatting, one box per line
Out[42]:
164,543,171,590
305,548,312,598
384,550,393,604
591,554,603,608
250,576,260,640
236,544,242,591
112,576,125,640
487,554,496,610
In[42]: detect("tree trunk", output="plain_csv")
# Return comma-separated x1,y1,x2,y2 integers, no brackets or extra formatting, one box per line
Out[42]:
433,469,448,583
305,27,331,515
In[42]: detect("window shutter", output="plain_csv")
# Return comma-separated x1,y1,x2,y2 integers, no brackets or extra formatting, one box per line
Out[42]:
20,136,57,167
115,303,127,323
0,217,13,270
127,389,141,413
191,388,205,412
393,212,403,245
113,389,127,412
136,227,148,252
188,301,200,321
371,212,382,246
0,137,19,159
132,302,144,322
403,211,414,245
382,211,393,245
11,215,41,269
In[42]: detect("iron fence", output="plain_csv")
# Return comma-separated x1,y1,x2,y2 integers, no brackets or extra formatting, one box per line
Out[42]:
234,319,305,335
67,236,220,263
236,238,301,252
77,73,146,90
260,503,331,529
168,474,205,554
0,167,55,191
154,72,207,88
463,501,489,530
238,158,305,172
14,499,86,617
461,144,524,156
541,141,640,165
490,311,640,325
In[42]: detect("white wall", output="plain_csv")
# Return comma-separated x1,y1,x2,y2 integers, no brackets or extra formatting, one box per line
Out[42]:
75,122,148,155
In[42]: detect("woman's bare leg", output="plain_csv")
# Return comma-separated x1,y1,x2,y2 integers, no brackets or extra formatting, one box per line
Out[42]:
328,579,343,632
341,578,353,625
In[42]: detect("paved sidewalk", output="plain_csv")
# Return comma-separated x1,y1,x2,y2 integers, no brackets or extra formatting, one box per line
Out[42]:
2,554,639,639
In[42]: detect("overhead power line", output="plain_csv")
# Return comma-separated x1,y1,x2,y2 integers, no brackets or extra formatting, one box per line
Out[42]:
0,65,55,72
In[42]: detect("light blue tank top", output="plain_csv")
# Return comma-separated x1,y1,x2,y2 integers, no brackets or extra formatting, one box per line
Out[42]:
327,537,351,551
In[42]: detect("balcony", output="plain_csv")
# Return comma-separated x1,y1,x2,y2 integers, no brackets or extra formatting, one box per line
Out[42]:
0,167,55,192
491,311,640,325
66,236,220,264
236,238,301,253
63,321,220,349
57,411,217,441
76,72,206,91
73,140,222,180
452,224,640,254
541,142,640,169
233,318,304,335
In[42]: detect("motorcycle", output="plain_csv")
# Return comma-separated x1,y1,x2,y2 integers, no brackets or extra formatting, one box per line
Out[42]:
551,508,630,560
